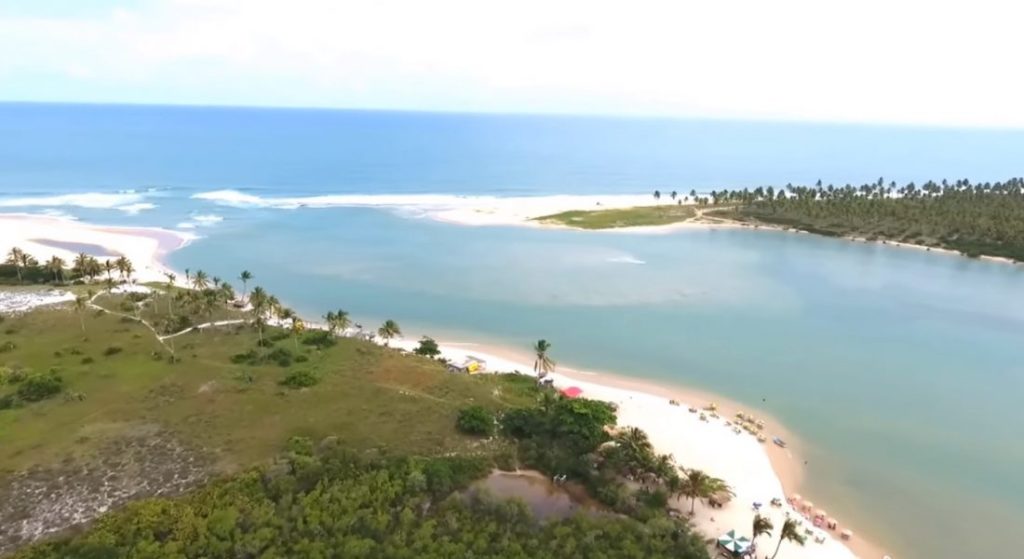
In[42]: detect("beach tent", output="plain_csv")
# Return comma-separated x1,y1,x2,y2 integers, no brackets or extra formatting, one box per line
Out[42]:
717,530,752,556
561,386,583,398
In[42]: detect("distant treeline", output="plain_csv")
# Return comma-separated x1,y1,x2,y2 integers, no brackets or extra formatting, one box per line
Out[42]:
702,177,1024,261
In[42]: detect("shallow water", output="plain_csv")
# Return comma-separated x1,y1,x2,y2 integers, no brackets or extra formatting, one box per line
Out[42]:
3,103,1024,559
468,471,599,521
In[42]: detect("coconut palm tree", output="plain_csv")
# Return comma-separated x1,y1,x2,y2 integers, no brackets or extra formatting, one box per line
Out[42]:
533,339,555,377
377,319,401,346
72,252,90,277
6,247,26,282
331,309,350,335
46,256,66,283
212,276,222,288
752,513,774,549
248,286,269,344
184,268,191,285
122,260,134,283
103,259,115,281
323,311,337,334
73,293,89,333
164,272,177,315
675,468,731,515
289,315,305,350
238,270,252,299
770,517,806,559
191,269,209,290
218,282,235,303
85,256,102,281
114,256,130,280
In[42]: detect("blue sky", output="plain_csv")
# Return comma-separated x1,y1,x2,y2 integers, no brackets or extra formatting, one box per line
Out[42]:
1,0,1023,127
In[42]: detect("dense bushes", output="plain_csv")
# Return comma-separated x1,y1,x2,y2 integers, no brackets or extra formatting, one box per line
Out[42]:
12,444,709,559
300,329,336,349
456,405,494,436
279,369,319,388
230,346,295,367
9,371,65,403
414,336,441,357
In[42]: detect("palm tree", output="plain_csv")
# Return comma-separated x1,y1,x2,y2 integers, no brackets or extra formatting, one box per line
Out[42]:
248,286,269,345
653,189,662,200
331,309,350,335
323,311,337,334
212,276,222,288
85,256,102,281
533,339,555,377
289,315,305,350
191,269,209,290
6,247,26,282
377,319,401,346
752,513,774,549
770,518,806,559
164,273,177,315
676,468,731,515
238,270,252,299
114,256,130,280
122,260,134,283
184,267,191,286
73,252,90,278
46,256,66,283
73,294,88,333
218,282,235,303
103,259,115,280
103,276,116,292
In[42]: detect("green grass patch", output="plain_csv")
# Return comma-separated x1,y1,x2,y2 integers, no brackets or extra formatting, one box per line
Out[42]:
534,204,697,229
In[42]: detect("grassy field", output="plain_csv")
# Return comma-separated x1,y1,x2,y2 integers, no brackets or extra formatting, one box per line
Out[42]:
0,287,540,550
534,204,697,229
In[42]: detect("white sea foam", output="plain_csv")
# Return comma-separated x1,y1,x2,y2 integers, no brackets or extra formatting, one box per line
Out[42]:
606,255,646,265
116,202,157,214
190,189,673,228
176,222,197,229
192,214,223,224
0,192,146,210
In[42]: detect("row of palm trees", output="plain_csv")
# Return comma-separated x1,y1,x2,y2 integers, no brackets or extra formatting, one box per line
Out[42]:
534,338,805,558
4,247,135,284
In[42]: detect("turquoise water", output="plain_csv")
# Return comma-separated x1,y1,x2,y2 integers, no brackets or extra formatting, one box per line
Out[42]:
3,103,1024,559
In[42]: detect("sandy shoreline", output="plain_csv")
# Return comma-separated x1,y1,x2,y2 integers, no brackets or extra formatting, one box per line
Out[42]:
1,210,894,558
392,337,890,559
0,213,191,284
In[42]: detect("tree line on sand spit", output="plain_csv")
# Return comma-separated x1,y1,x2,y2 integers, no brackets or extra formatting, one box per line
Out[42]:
3,248,135,286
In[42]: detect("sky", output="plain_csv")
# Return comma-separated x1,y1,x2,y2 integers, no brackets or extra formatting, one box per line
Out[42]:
1,0,1023,127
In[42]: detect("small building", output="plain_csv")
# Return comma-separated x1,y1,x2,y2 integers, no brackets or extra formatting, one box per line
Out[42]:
447,355,488,374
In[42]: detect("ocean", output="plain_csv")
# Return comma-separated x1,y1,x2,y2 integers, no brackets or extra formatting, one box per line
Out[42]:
3,102,1024,559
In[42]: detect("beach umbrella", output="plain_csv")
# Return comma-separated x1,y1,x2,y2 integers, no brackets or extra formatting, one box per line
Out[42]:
814,508,827,518
841,529,854,540
802,501,814,511
789,493,802,504
717,530,752,556
560,386,583,398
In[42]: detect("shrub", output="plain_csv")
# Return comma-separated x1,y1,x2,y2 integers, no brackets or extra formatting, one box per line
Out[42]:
301,330,336,349
81,356,94,365
230,349,260,364
294,354,309,363
0,366,27,385
456,405,495,437
0,340,16,353
103,346,123,357
414,336,441,358
0,394,19,410
266,347,293,367
119,301,136,313
16,372,64,402
279,370,319,389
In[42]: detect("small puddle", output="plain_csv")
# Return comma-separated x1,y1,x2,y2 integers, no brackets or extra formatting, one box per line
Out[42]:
467,470,602,521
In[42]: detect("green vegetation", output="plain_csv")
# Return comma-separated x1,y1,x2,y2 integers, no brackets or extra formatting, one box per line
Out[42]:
706,177,1024,261
455,405,495,436
414,336,441,358
534,204,696,229
12,443,708,559
1,262,714,558
532,338,555,376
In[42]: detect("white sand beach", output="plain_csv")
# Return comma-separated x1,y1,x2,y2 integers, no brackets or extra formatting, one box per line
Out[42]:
390,338,890,559
0,211,891,558
0,213,191,284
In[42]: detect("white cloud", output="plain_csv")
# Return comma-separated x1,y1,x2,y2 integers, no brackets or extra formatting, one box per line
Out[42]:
1,0,1022,127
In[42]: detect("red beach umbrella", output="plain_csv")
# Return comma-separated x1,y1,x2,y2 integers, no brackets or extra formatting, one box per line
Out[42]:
561,386,583,398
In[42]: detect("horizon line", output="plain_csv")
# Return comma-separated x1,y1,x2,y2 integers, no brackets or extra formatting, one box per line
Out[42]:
2,99,1022,133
